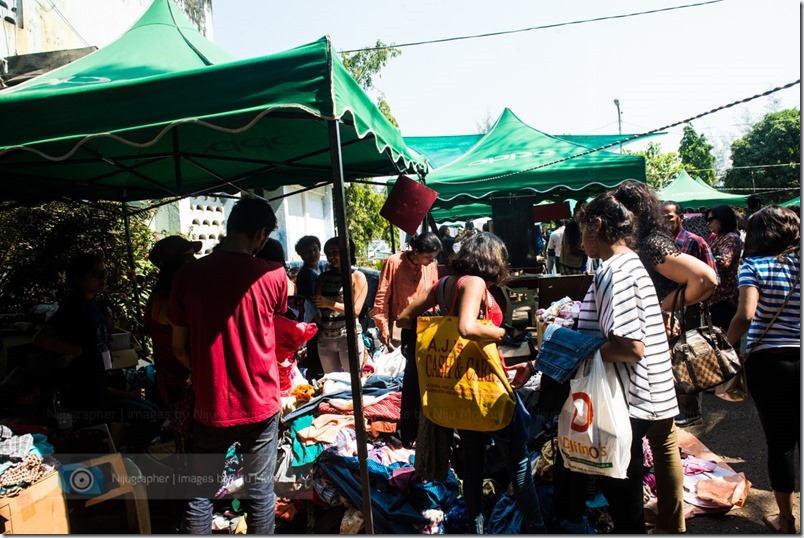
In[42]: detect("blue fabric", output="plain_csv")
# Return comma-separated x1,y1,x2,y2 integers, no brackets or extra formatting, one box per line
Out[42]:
535,325,606,383
183,414,280,534
409,468,461,511
317,453,427,534
494,392,531,447
487,493,525,534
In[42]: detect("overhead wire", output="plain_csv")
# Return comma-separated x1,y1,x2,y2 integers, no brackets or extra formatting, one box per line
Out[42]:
46,0,90,47
340,0,723,53
439,79,800,186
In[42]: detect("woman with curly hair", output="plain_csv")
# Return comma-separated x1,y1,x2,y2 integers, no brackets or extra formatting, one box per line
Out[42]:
727,206,800,534
614,180,718,430
397,232,546,534
704,204,743,329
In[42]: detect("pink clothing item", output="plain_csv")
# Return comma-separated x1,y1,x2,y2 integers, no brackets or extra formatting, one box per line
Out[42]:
682,455,718,475
169,251,288,427
372,251,439,333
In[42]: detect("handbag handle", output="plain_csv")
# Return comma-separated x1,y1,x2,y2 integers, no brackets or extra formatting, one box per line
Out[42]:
669,284,688,345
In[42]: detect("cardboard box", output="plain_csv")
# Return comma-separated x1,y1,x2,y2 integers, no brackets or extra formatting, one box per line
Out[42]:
536,320,549,350
0,472,70,534
110,348,139,370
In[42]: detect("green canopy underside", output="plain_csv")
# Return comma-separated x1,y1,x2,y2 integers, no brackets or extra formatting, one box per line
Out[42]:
781,195,801,207
419,109,646,209
406,132,664,170
659,171,748,209
430,203,491,223
0,0,424,203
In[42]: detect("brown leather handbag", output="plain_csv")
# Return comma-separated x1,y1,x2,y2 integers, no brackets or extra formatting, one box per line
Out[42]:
668,286,741,394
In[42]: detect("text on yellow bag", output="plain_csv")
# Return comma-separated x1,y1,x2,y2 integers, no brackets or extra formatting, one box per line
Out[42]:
415,315,515,431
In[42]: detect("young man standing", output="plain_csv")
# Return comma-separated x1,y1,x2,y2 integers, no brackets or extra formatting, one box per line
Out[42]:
170,197,287,534
662,200,718,427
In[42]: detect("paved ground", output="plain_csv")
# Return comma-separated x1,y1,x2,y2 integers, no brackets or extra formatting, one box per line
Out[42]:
680,392,800,534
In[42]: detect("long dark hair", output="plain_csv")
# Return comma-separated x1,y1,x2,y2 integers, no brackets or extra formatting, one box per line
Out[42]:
743,205,800,258
706,204,738,235
579,192,636,247
614,180,671,241
451,232,508,286
67,252,105,290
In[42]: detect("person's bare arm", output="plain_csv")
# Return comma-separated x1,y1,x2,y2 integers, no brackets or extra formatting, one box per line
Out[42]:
656,252,718,310
396,287,437,330
351,270,368,315
599,334,644,363
171,325,191,370
727,286,758,347
33,324,82,368
372,259,393,345
454,276,506,342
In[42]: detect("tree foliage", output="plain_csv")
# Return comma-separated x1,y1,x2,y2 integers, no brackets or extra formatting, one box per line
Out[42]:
678,123,716,185
339,42,403,260
176,0,211,34
344,184,387,263
0,202,157,326
340,41,401,127
624,142,683,190
724,109,800,204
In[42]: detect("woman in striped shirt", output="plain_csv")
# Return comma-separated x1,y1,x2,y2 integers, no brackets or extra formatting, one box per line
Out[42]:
727,205,800,534
573,191,683,534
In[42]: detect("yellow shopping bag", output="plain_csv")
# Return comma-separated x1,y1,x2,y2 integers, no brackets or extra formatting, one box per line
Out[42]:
416,315,515,431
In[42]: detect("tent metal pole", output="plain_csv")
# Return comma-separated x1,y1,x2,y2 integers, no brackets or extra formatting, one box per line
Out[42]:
122,203,144,343
328,119,375,534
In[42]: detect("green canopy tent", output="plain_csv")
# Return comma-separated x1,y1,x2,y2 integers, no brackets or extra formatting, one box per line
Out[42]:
420,108,646,209
405,131,663,170
430,202,492,223
0,2,424,203
0,1,427,529
658,171,748,209
781,195,801,207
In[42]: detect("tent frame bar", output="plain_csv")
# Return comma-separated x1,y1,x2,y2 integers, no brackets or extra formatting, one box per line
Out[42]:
328,118,375,533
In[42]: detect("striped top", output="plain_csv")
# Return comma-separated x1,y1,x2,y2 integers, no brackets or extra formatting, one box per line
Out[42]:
577,252,679,421
739,255,801,353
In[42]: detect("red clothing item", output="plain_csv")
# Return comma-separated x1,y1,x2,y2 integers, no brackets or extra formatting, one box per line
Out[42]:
169,251,288,427
373,252,439,333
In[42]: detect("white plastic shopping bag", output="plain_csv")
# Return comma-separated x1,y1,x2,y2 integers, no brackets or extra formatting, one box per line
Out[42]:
371,346,407,378
557,350,632,479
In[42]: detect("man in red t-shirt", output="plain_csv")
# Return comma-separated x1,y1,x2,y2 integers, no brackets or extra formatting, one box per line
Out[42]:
170,197,287,534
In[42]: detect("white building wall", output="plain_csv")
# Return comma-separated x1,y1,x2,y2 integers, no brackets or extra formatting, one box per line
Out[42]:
1,0,212,58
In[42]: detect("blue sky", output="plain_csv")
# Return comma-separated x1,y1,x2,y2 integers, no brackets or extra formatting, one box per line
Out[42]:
211,0,800,169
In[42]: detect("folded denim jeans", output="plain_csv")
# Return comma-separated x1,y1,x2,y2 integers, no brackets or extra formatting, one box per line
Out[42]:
535,324,606,383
